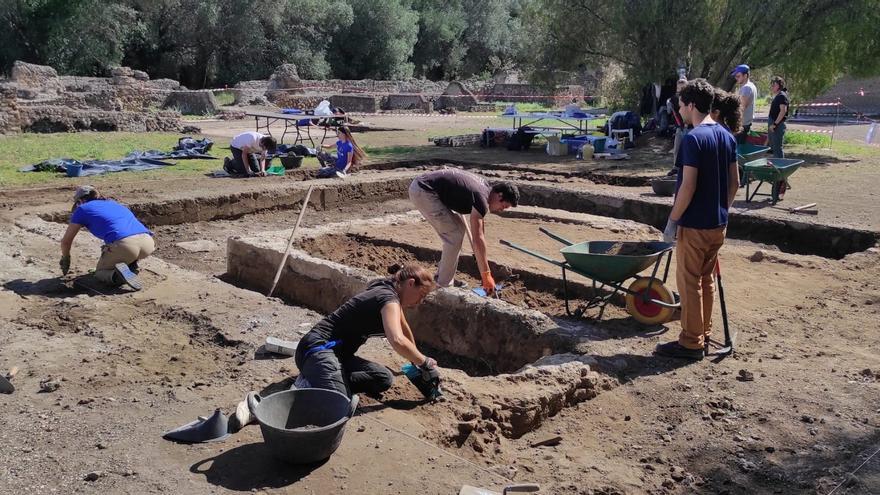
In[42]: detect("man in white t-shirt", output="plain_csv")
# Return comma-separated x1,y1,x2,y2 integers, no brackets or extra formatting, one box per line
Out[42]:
731,64,757,144
225,131,277,177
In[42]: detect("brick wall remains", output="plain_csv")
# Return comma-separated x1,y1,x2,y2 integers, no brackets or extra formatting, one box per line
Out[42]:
330,94,380,113
382,94,432,112
0,83,21,134
19,106,180,133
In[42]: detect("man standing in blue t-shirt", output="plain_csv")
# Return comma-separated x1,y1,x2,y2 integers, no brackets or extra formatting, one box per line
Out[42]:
59,186,155,290
656,79,739,361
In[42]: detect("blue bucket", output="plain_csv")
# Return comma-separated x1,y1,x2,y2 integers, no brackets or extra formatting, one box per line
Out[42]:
593,137,607,153
66,163,83,177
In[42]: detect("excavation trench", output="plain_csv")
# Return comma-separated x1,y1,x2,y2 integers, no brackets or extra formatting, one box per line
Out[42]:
38,162,876,259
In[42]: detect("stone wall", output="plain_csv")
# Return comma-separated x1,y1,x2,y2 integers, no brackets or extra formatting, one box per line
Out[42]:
18,106,180,133
480,83,585,106
162,90,219,115
382,94,432,112
330,94,380,113
436,81,479,110
0,83,21,134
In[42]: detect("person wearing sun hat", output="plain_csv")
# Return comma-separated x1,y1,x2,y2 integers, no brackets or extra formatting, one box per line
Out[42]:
59,185,154,290
730,64,757,143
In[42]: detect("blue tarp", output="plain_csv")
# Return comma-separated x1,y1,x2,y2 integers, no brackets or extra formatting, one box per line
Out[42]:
20,137,215,177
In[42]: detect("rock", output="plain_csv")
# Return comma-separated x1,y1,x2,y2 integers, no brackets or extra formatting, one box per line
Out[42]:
737,369,755,381
749,250,765,262
267,64,301,90
162,90,219,116
181,125,201,134
110,66,135,78
39,378,61,393
771,353,783,360
356,425,366,432
801,415,815,424
11,61,61,93
737,458,757,472
84,470,106,481
132,70,150,81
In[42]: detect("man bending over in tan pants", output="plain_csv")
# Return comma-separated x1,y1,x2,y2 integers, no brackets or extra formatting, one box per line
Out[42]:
408,169,519,295
60,186,155,290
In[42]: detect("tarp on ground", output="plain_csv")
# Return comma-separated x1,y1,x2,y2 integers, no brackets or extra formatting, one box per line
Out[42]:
19,137,215,177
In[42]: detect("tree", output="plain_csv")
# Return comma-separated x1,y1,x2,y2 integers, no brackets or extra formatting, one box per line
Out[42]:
328,0,420,79
528,0,880,103
0,0,138,75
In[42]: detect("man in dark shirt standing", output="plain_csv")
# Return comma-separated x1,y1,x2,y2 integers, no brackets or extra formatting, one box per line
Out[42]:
656,79,739,361
409,169,519,294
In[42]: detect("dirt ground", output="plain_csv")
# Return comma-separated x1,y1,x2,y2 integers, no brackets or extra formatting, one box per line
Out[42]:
1,114,879,495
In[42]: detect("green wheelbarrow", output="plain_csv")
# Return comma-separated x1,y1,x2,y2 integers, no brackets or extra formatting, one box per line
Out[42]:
736,143,770,187
500,228,680,325
742,158,804,204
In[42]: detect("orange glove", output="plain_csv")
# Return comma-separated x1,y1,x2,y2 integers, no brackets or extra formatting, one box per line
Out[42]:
481,271,496,293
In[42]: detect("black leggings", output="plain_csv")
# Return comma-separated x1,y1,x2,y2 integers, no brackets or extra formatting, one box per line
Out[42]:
295,350,393,397
227,147,259,175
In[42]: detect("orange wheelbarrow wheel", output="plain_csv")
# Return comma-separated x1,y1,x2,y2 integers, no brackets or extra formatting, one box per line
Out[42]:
625,277,675,325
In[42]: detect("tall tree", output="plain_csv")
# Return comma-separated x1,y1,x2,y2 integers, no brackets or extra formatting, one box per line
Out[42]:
528,0,880,102
329,0,420,79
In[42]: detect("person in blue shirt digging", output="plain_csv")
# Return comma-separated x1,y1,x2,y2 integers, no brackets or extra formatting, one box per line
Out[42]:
316,126,365,178
59,186,155,290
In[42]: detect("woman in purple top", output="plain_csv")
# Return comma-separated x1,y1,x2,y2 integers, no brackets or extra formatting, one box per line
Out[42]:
59,186,154,290
317,126,366,178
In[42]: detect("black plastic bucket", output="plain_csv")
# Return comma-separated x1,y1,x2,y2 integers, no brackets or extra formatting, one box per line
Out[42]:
248,388,358,464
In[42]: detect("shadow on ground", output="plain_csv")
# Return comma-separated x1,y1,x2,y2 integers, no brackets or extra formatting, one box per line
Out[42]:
190,443,326,491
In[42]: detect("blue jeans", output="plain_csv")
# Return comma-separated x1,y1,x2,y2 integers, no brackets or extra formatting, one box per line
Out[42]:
769,122,786,158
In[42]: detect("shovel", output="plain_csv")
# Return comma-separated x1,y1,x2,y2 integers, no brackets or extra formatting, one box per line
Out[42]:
459,483,540,495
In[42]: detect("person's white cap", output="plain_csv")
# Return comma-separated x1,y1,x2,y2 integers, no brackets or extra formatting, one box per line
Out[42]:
73,185,96,202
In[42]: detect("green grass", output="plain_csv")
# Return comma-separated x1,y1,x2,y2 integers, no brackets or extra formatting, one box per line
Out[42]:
0,132,222,187
784,130,830,147
214,90,236,106
363,145,423,157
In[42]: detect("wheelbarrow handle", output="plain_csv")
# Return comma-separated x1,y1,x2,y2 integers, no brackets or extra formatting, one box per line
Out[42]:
500,239,566,268
538,227,574,246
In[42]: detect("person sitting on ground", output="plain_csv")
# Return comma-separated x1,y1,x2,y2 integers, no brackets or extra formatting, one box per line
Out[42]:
408,168,519,294
317,126,365,178
225,131,276,177
294,263,439,397
60,186,155,290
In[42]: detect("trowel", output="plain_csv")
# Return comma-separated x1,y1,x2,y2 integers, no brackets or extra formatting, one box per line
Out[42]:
459,483,540,495
471,283,505,298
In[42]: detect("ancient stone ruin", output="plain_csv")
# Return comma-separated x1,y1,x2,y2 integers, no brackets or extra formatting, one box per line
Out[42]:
0,61,181,134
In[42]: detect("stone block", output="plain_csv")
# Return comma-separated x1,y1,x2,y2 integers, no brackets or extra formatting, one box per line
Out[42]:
382,93,432,112
11,61,61,93
437,81,479,110
330,94,379,113
162,90,219,115
267,64,302,90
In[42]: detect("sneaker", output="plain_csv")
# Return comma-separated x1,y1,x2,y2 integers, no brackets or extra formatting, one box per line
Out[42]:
334,170,346,179
654,341,704,361
223,157,232,174
113,262,143,291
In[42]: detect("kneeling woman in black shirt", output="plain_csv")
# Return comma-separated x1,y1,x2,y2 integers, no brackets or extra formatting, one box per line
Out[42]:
294,263,439,397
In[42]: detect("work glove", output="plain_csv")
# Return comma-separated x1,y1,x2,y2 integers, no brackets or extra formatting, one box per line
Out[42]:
418,357,440,381
480,270,496,295
60,255,71,275
662,218,678,244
